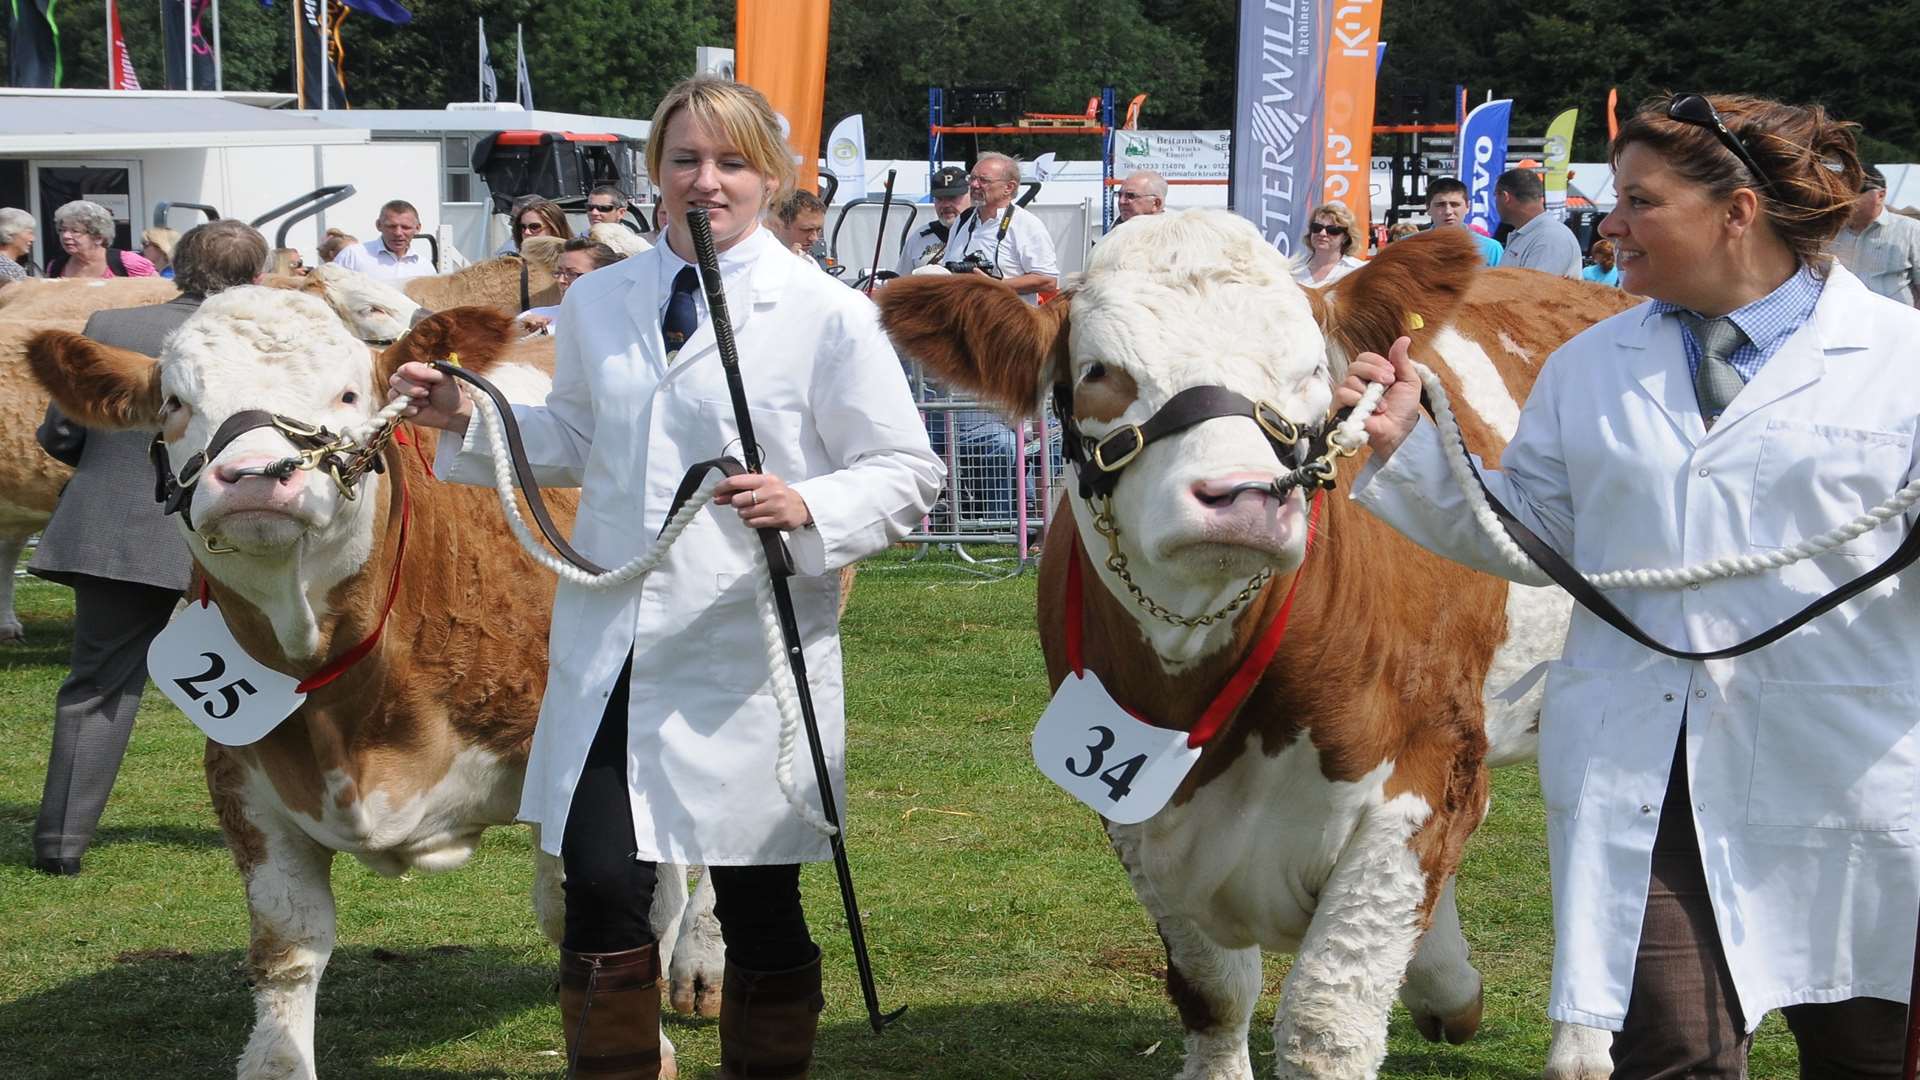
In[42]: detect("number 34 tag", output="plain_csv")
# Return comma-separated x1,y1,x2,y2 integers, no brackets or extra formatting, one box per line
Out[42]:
148,602,307,746
1032,672,1201,825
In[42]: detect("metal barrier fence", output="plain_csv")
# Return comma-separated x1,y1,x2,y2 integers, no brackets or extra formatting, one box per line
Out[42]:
904,365,1065,564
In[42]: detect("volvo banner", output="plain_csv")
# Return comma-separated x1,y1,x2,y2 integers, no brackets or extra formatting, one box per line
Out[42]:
1456,98,1512,236
1231,0,1329,257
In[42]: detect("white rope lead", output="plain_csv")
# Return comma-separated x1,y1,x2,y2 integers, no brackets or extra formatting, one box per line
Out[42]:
1401,363,1920,590
463,390,839,837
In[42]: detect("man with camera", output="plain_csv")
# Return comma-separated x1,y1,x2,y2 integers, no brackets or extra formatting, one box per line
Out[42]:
942,152,1058,304
898,166,972,275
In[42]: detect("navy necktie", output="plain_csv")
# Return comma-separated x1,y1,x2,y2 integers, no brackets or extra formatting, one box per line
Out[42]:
662,265,700,360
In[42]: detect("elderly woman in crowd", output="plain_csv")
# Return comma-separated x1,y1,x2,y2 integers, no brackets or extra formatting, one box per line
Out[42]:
517,237,624,333
140,226,179,279
0,206,41,283
1292,200,1365,287
46,200,157,278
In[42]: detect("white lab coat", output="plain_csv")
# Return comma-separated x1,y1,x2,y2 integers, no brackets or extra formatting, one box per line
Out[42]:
1353,266,1920,1031
436,227,943,864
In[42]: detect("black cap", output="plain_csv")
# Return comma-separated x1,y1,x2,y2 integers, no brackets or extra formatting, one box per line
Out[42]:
930,166,968,198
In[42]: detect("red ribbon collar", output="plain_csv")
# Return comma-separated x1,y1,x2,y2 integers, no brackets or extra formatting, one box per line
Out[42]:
1065,492,1322,750
197,432,415,695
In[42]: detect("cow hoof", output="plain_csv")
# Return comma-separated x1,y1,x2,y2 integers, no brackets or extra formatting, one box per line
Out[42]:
0,621,24,643
1410,992,1483,1045
668,976,721,1018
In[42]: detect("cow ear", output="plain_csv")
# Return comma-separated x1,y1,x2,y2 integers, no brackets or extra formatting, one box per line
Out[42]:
877,276,1067,417
26,330,164,430
1315,228,1479,360
376,306,518,383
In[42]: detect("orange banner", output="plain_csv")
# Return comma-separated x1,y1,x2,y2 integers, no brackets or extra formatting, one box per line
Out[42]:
1322,0,1384,255
1607,87,1620,145
736,0,832,194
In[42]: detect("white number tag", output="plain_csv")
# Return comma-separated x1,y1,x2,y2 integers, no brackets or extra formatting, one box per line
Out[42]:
148,602,307,746
1032,672,1201,825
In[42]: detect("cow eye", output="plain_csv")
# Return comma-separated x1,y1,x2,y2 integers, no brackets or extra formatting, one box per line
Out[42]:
1084,361,1108,382
341,390,359,405
162,395,182,414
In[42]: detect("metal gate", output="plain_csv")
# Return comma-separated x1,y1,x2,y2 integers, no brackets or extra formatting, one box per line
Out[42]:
905,365,1064,563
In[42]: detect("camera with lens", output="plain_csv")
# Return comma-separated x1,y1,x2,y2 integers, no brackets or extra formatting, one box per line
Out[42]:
942,252,1004,279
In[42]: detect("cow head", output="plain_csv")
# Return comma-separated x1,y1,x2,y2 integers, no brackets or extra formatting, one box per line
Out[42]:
300,264,423,343
25,288,516,658
879,209,1476,661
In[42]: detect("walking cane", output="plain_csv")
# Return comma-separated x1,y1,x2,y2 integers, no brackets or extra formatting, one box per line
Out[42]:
684,206,907,1034
863,168,898,297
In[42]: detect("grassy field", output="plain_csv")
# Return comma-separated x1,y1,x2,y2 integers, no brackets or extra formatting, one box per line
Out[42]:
0,549,1800,1078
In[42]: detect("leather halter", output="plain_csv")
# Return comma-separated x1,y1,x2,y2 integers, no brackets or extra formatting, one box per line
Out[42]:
150,409,386,532
1051,381,1345,500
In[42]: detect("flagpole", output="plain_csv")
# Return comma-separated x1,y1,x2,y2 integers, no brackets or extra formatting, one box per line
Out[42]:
291,0,301,107
182,0,193,90
320,1,330,112
515,23,524,108
105,2,113,89
212,0,223,91
476,17,483,101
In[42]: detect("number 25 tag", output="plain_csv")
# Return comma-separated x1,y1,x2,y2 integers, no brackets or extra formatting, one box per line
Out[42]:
148,602,307,746
1032,672,1201,825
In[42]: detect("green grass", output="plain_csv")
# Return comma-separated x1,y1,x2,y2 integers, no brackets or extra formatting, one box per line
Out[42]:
0,551,1801,1078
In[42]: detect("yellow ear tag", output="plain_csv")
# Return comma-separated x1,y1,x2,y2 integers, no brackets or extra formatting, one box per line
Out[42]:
1408,313,1425,331
444,352,462,367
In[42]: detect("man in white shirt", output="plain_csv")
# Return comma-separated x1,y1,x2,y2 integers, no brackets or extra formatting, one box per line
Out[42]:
330,200,437,282
1834,166,1920,307
897,166,971,275
942,152,1059,304
1493,168,1582,278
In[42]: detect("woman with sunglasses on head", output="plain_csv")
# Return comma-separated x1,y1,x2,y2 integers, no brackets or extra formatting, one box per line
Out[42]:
1292,201,1364,287
1338,93,1920,1077
389,76,942,1079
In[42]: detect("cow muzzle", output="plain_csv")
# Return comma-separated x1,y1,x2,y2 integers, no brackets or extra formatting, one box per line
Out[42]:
152,409,390,542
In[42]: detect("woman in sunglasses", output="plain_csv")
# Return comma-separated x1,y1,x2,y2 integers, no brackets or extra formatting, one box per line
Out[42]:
1339,93,1920,1076
1292,201,1364,287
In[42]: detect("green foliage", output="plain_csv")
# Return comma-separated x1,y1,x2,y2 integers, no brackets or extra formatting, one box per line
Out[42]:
3,1,1915,162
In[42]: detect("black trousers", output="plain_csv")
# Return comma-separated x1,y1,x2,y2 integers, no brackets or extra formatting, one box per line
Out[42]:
560,656,815,972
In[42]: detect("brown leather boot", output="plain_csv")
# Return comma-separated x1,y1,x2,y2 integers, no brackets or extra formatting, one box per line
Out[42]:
560,944,673,1079
716,947,825,1079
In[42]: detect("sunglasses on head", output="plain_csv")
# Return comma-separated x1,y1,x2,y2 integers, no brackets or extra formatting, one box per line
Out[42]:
1308,222,1347,236
1665,93,1777,196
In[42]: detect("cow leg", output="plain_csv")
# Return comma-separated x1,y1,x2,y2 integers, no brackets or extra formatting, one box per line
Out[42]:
1270,802,1433,1080
0,530,30,641
667,867,724,1018
1543,1021,1614,1080
1157,915,1261,1080
233,813,337,1080
1397,875,1485,1044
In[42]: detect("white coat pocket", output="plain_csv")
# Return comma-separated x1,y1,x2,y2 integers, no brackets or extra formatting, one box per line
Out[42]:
1538,662,1612,818
699,399,808,482
1749,418,1911,559
1747,679,1920,831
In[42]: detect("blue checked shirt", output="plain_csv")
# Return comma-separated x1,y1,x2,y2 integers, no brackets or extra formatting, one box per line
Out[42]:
1648,266,1824,384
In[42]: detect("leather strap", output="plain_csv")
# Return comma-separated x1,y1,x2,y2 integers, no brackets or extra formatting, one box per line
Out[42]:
1441,393,1920,660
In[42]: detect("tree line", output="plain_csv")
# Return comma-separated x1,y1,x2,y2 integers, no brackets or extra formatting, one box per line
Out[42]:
6,0,1915,167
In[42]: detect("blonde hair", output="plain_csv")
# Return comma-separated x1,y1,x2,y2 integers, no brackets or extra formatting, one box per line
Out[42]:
1304,201,1360,256
645,77,795,209
141,226,180,265
318,228,358,263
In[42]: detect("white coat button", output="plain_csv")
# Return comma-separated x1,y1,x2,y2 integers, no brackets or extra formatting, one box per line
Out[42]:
1641,804,1653,814
1695,689,1708,699
1696,803,1707,812
1698,467,1710,477
1689,582,1702,591
1663,693,1675,702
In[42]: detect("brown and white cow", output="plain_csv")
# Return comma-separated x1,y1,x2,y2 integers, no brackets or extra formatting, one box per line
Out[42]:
24,290,719,1078
879,210,1635,1079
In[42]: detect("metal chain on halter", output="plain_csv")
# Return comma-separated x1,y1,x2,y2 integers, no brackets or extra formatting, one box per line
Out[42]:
1088,495,1273,628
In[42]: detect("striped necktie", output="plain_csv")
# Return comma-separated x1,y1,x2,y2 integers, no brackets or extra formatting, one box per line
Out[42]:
1679,312,1749,430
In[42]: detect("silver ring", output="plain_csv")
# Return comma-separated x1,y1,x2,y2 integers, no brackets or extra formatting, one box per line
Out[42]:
750,491,760,506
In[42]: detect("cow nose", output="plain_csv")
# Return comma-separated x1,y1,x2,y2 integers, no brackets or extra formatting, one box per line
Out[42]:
214,454,300,486
1192,474,1280,508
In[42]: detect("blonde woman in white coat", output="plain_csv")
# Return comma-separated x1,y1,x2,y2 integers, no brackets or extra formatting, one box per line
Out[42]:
391,77,943,1079
1341,94,1920,1077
